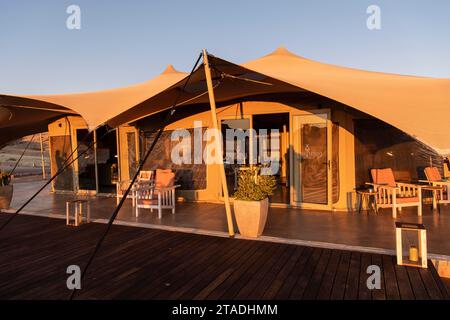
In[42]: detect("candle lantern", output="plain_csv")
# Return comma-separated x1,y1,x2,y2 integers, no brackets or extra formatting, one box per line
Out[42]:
395,222,427,268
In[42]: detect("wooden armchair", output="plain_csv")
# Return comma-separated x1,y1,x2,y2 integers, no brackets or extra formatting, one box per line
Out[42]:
135,169,180,218
420,167,450,206
366,168,422,218
115,170,154,206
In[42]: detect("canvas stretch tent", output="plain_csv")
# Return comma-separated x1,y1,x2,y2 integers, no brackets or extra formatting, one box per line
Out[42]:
1,47,449,154
0,48,450,230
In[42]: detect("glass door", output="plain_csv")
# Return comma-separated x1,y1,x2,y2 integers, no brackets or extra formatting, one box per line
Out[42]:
75,129,96,192
292,112,332,209
118,126,139,182
95,127,118,194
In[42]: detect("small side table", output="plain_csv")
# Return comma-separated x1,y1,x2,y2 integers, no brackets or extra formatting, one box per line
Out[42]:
66,200,90,226
357,190,378,214
421,185,442,213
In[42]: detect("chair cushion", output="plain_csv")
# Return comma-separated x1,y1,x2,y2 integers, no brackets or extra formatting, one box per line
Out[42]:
396,196,419,204
138,170,153,181
141,199,158,205
424,167,442,182
155,169,175,188
371,168,396,187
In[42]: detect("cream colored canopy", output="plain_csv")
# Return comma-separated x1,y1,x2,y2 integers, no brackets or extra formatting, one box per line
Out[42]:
107,48,450,154
1,48,449,154
0,64,187,133
243,47,450,154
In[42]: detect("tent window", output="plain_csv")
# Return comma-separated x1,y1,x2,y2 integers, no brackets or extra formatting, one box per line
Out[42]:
140,128,207,190
354,119,443,188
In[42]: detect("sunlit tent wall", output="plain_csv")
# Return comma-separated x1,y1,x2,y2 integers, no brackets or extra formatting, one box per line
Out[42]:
43,96,447,211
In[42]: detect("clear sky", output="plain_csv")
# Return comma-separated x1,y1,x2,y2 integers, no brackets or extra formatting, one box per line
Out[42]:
1,0,449,94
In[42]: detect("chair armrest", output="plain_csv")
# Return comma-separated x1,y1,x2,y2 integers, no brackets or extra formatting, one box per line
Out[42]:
116,179,132,185
154,185,181,192
366,182,398,190
430,181,450,188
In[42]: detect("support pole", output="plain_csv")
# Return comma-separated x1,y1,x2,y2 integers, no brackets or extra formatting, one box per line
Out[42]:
39,133,46,179
202,49,235,237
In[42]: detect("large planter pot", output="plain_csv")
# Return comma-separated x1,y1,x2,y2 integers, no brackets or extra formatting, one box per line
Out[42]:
0,185,13,210
234,197,269,238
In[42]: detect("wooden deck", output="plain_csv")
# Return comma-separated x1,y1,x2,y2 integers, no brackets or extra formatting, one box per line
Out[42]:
0,214,448,300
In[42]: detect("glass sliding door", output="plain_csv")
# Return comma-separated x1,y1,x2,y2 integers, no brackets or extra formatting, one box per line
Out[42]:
220,118,252,195
292,112,332,209
75,129,96,191
95,127,118,194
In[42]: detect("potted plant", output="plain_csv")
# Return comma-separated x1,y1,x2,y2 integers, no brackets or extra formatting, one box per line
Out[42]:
0,171,13,210
233,166,276,237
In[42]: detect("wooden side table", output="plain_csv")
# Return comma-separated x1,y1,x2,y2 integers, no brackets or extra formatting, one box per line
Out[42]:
421,185,443,213
66,200,90,226
357,190,378,214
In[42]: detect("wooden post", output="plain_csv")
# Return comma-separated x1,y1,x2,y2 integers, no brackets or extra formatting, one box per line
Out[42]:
202,49,235,237
39,133,46,179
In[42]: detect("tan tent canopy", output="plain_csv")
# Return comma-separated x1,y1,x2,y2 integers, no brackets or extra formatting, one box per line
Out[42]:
107,48,450,154
0,96,75,146
243,47,450,154
1,48,449,154
0,64,187,134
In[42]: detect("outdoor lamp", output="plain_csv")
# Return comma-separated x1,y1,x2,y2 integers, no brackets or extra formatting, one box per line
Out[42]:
395,222,427,268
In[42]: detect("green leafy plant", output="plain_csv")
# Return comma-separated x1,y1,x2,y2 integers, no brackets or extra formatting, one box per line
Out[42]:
234,166,277,201
0,171,12,187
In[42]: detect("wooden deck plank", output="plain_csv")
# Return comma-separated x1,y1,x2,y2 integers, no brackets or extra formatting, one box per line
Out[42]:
358,253,373,300
316,250,342,300
371,254,386,300
274,246,314,299
261,246,305,300
344,251,361,300
209,241,280,300
394,264,415,300
289,248,323,299
246,244,297,300
428,261,450,299
382,255,401,300
418,267,444,300
302,249,332,300
166,238,256,299
0,214,447,300
330,251,351,299
406,266,431,299
234,243,287,299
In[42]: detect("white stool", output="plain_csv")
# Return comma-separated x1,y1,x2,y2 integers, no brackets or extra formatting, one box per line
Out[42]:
66,200,90,226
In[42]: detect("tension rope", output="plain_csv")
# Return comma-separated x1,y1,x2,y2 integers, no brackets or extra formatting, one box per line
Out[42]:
8,134,36,176
69,52,203,300
0,127,114,233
